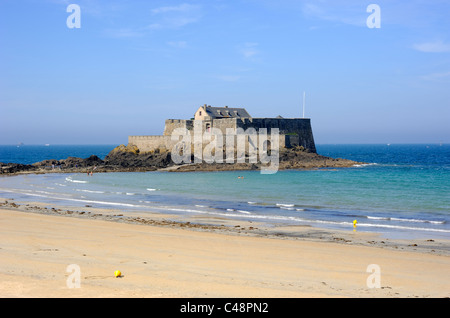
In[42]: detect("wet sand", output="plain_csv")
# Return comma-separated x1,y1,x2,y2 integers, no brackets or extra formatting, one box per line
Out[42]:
0,198,449,298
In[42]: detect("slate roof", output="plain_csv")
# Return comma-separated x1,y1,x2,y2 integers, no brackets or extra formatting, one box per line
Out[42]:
203,106,251,119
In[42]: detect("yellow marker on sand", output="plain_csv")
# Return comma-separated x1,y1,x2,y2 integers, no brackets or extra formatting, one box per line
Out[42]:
114,270,121,278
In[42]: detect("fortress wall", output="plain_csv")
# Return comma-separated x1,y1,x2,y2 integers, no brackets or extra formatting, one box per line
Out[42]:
130,118,316,154
128,135,174,152
163,119,194,136
237,118,316,152
211,118,238,134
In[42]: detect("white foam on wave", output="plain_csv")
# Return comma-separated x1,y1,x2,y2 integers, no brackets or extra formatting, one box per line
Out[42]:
146,188,157,191
65,177,88,184
353,163,378,167
36,190,54,195
357,222,450,233
367,216,389,220
367,215,445,224
391,217,445,224
75,189,105,194
276,203,294,207
0,188,146,209
155,206,450,234
279,206,295,210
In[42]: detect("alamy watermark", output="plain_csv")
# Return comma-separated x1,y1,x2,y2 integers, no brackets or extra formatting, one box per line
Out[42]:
66,264,81,288
170,122,280,174
66,4,81,29
366,264,381,288
366,4,381,29
65,4,380,30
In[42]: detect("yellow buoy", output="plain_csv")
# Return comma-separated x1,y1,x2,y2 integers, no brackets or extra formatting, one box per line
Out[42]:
114,270,121,278
353,220,357,227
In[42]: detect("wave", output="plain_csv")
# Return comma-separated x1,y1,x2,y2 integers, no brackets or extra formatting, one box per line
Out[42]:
65,177,88,184
75,189,105,194
353,163,378,167
147,188,157,191
279,206,295,210
0,188,146,209
367,215,445,224
276,203,294,207
356,222,450,233
153,206,450,234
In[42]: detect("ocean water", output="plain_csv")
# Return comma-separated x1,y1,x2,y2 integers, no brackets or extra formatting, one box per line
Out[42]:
0,144,116,164
0,144,449,239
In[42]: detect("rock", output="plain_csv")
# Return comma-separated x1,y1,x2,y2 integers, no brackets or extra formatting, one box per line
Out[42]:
104,145,172,168
1,162,37,174
2,144,363,175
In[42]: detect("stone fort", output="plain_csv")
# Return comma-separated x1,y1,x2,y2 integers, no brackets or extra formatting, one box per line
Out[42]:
128,104,317,154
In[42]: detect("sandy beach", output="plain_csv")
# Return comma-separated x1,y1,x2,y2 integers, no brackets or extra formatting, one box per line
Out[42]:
0,198,449,298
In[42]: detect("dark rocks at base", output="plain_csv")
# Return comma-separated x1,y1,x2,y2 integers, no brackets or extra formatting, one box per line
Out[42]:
0,162,37,174
1,144,363,175
32,155,104,169
103,144,172,169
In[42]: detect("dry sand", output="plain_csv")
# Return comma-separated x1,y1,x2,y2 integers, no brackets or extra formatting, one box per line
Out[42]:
0,199,449,298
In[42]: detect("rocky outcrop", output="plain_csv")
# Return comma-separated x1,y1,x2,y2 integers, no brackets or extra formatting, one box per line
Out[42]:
169,146,360,172
32,155,104,169
1,144,363,175
103,144,172,169
0,162,37,174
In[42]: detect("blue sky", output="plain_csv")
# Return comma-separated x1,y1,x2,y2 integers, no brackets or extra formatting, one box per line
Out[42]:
1,0,449,145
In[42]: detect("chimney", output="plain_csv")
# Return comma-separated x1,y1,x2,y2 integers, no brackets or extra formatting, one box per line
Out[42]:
225,106,228,108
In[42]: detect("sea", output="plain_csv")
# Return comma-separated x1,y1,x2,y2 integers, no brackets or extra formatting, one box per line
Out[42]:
0,144,449,240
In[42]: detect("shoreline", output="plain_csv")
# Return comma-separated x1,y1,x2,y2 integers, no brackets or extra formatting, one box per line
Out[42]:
2,197,449,256
0,200,449,297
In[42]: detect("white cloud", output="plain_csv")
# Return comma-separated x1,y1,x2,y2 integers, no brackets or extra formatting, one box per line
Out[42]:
151,3,198,14
413,40,450,53
149,3,202,29
301,1,366,27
